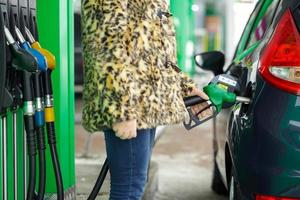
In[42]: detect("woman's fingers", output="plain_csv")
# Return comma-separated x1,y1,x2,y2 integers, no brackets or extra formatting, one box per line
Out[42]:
191,102,209,114
191,102,213,120
190,88,209,100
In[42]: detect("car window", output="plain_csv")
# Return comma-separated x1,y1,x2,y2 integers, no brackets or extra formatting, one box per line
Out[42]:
245,0,280,49
234,0,264,59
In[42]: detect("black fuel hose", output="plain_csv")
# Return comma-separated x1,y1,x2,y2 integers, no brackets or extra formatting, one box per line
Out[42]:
87,95,204,199
47,122,64,200
24,115,37,200
23,71,37,200
87,159,109,200
33,72,47,200
42,69,64,200
27,154,36,200
36,127,46,200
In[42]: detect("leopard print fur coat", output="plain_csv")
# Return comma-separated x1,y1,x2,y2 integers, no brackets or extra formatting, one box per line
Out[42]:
81,0,197,132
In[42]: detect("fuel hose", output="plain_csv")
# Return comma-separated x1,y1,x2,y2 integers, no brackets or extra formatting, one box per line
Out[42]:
43,69,64,200
23,71,37,200
33,73,46,200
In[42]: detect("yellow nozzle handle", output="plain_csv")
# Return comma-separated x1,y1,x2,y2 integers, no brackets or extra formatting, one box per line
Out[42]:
32,42,56,70
45,107,55,123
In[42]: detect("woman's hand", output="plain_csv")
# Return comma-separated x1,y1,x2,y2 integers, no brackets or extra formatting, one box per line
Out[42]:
112,119,137,140
189,87,209,100
189,87,213,119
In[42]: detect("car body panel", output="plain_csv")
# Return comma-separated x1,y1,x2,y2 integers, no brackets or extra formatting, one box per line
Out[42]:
232,77,300,198
213,0,300,199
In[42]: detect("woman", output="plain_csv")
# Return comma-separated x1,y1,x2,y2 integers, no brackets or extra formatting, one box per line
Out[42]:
81,0,210,199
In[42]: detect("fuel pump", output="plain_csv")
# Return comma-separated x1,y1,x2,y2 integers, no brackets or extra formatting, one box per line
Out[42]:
25,23,64,200
15,25,48,200
4,25,38,200
0,1,65,199
22,1,64,198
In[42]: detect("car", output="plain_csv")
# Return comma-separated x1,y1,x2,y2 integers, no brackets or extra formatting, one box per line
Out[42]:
195,0,300,199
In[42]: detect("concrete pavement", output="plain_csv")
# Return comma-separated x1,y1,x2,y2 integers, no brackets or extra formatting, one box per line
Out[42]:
152,123,227,200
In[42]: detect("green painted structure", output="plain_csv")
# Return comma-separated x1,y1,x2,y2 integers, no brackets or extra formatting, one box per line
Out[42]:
170,0,196,76
37,0,75,196
170,0,226,76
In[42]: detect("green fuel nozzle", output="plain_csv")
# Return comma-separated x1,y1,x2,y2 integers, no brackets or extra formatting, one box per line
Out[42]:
203,84,237,113
183,74,250,130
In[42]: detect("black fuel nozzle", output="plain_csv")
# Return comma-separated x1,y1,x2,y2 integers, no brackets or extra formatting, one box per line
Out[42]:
4,25,37,73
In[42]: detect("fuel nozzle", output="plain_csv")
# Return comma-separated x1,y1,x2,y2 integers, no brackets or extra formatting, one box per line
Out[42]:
25,26,36,44
183,74,251,130
203,74,251,113
4,25,15,45
15,26,26,43
4,25,37,73
14,26,47,72
25,26,56,70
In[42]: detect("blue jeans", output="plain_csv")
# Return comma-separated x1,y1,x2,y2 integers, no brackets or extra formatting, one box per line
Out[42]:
103,128,156,200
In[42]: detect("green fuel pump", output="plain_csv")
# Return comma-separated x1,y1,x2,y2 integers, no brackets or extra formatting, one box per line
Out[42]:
4,25,38,200
0,1,71,199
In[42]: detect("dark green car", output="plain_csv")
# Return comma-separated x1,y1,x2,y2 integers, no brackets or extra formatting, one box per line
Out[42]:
198,0,300,199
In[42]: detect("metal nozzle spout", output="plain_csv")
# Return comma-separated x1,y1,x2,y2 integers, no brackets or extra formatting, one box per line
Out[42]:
236,96,251,104
4,25,15,44
15,26,26,43
25,26,36,44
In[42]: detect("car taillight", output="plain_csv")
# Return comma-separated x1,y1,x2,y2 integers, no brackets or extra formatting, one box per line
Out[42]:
256,194,300,200
260,10,300,95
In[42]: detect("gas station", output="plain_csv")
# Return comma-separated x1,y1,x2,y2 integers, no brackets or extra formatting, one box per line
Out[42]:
1,0,300,200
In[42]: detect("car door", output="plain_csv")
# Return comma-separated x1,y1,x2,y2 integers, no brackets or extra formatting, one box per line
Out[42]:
229,1,281,188
215,0,280,182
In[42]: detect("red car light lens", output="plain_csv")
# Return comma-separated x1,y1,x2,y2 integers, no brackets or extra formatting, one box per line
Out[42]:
259,10,300,95
256,194,300,200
